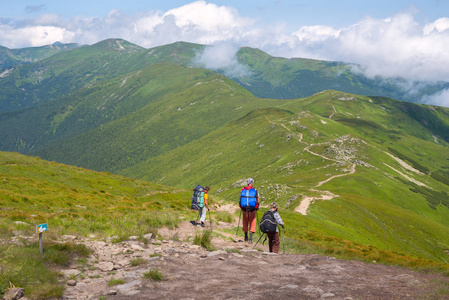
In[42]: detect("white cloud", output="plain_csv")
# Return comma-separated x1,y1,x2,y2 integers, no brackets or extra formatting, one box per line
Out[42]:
267,13,449,84
1,2,449,92
423,17,449,34
194,41,251,77
292,25,340,43
0,24,75,47
421,88,449,107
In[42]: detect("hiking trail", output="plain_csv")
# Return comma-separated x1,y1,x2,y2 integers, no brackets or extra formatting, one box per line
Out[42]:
276,120,356,215
55,202,449,299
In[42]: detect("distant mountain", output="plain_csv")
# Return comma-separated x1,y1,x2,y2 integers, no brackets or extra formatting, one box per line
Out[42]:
122,90,449,262
2,39,449,114
228,47,449,103
0,42,79,70
1,39,449,265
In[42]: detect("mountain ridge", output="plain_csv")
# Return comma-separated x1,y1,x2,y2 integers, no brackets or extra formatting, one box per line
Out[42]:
1,39,449,270
2,39,449,113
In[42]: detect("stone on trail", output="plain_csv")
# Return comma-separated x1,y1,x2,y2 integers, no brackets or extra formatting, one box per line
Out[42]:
3,287,24,300
67,280,77,286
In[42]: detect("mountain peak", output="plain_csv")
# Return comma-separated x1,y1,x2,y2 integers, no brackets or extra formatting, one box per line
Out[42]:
92,38,144,52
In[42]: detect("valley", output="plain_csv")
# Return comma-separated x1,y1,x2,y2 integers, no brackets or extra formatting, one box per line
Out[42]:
1,39,449,299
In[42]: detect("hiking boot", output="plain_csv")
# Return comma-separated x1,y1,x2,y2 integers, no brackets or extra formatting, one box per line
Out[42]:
201,222,205,227
248,239,253,244
244,232,248,242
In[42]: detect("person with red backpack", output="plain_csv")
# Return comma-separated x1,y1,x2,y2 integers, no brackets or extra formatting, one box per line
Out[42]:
239,178,259,243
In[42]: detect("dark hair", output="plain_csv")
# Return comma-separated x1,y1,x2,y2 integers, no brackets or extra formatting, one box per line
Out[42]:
205,186,210,192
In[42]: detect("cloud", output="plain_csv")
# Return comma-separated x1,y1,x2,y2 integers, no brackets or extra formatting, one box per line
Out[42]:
194,41,251,78
25,5,46,14
0,24,75,48
2,2,449,91
275,13,449,83
421,89,449,107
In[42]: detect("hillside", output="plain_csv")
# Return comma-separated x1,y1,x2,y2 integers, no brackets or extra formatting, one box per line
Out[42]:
1,151,449,299
1,38,449,275
0,150,192,298
123,90,449,263
231,47,449,102
0,42,79,70
2,39,449,115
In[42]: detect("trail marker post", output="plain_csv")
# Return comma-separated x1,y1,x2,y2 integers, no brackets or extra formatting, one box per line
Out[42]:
36,223,47,254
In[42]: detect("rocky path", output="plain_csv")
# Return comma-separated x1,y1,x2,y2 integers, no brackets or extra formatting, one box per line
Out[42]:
58,212,449,300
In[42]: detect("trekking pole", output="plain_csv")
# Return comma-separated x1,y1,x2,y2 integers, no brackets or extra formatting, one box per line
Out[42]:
282,226,285,254
208,209,213,229
235,210,241,236
256,210,259,235
252,233,265,249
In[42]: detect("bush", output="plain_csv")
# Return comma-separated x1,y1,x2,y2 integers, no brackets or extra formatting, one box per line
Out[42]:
193,230,215,251
143,268,164,281
130,258,147,267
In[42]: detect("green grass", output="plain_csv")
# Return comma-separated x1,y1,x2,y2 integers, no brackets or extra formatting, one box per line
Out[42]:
0,241,90,299
143,268,164,281
212,211,234,223
0,151,190,299
193,230,216,251
108,278,125,286
130,258,147,267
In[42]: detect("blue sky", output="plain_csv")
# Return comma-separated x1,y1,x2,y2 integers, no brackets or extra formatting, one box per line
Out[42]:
2,1,449,105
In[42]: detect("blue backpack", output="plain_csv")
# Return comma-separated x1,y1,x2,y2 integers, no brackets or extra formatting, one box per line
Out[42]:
240,188,258,211
191,185,205,210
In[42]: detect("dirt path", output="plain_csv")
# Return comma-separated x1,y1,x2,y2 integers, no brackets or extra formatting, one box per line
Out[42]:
294,190,339,215
274,120,356,215
61,207,449,300
316,163,356,187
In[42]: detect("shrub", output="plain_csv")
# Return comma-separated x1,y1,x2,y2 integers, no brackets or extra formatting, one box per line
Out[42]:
130,258,147,267
193,230,215,251
143,268,164,281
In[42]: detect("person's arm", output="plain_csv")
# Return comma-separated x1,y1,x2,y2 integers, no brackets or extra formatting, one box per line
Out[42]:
274,212,284,227
205,193,209,210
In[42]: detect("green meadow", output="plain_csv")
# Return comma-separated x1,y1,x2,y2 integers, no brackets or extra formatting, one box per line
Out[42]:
2,39,449,298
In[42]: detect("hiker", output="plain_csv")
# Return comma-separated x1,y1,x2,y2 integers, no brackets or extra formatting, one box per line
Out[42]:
267,202,284,253
198,186,210,227
240,178,259,243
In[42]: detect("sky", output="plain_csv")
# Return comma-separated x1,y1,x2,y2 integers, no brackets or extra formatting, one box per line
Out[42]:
2,0,449,106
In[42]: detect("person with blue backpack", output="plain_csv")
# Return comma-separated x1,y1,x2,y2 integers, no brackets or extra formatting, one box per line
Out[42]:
239,178,259,243
192,185,210,227
198,186,210,227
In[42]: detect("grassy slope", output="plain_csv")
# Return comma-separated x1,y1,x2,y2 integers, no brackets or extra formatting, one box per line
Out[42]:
123,90,449,263
26,64,279,173
0,40,203,113
0,43,79,70
234,47,449,102
0,150,193,298
0,151,190,234
1,40,449,270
